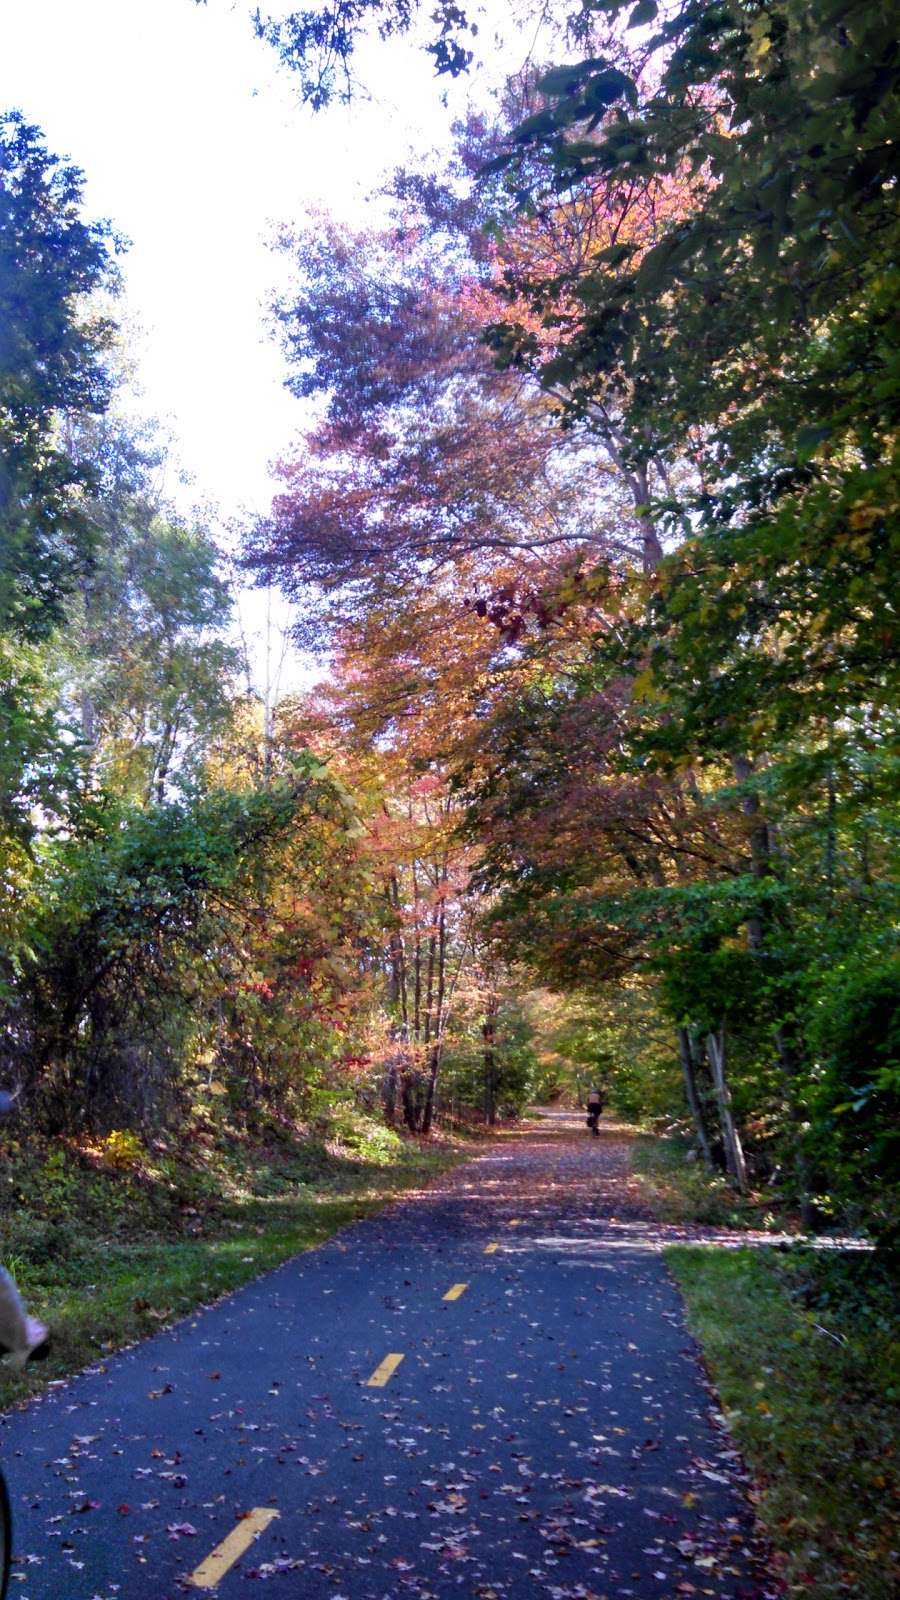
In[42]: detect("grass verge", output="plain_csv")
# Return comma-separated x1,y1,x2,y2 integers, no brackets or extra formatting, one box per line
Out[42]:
667,1245,899,1600
630,1129,784,1229
0,1115,461,1413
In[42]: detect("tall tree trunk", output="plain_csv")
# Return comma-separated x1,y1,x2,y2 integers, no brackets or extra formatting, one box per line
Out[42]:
421,882,447,1135
382,1020,407,1127
423,907,438,1044
633,462,665,573
689,1031,722,1166
411,857,422,1044
706,1027,748,1193
824,718,837,920
382,1055,398,1124
401,1070,420,1132
678,1027,714,1171
387,874,409,1029
482,993,499,1126
731,753,813,1224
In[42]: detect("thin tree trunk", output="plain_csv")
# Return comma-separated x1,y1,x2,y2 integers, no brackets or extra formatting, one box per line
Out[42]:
382,1054,398,1124
401,1069,419,1132
421,880,448,1135
682,1030,717,1171
152,717,178,806
706,1027,748,1193
678,1026,714,1171
411,859,422,1044
730,753,813,1223
688,1031,721,1166
483,993,499,1126
423,897,438,1045
824,718,837,920
633,462,664,573
387,873,409,1030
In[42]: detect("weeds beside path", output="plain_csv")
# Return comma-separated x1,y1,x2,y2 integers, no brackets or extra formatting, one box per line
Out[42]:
667,1245,899,1600
624,1119,899,1600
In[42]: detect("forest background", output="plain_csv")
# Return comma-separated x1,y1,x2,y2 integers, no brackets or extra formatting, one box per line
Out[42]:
2,0,896,1237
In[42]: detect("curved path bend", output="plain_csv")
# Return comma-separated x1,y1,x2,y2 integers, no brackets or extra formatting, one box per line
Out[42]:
1,1115,774,1599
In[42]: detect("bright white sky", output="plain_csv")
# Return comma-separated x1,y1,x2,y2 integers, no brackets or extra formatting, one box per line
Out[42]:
0,0,543,685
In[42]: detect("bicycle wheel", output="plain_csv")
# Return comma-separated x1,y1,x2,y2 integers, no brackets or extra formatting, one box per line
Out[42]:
0,1464,10,1600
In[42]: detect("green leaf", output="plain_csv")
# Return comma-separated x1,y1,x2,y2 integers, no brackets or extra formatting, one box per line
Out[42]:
536,58,609,98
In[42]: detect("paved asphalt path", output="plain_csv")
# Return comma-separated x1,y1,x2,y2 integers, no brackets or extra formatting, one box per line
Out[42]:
1,1116,771,1600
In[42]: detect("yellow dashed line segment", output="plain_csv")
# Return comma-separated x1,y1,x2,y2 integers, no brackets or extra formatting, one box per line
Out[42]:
442,1282,468,1301
365,1352,405,1387
187,1508,280,1589
483,1242,499,1254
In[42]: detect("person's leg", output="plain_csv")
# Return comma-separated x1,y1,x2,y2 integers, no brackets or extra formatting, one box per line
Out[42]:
0,1268,48,1367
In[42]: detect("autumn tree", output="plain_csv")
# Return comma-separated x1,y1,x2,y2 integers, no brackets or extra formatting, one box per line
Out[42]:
245,216,630,645
237,0,900,1231
244,132,756,1162
281,620,490,1134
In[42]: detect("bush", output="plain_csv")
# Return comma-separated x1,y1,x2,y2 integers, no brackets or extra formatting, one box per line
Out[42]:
1,1210,86,1272
806,956,900,1244
96,1129,146,1170
321,1107,405,1165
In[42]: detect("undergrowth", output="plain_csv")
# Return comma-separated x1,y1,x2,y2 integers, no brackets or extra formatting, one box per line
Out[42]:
630,1130,783,1229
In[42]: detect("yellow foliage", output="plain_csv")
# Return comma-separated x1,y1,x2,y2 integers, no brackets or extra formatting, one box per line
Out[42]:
631,667,657,702
96,1129,146,1170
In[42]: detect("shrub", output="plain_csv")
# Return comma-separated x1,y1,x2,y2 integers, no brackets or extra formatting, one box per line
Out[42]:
96,1129,146,1170
806,956,900,1244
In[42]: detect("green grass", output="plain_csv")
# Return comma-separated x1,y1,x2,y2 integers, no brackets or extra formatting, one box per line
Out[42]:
0,1118,460,1412
667,1245,900,1600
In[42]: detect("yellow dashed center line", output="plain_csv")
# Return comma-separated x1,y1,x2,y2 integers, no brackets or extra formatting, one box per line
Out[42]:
442,1282,468,1301
365,1352,405,1387
187,1508,279,1589
483,1242,499,1254
508,1218,521,1226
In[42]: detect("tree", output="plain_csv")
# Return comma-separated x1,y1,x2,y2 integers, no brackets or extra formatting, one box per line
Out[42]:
0,113,119,862
0,111,118,644
246,217,627,645
216,0,900,1225
486,1,898,736
444,0,897,1222
282,654,485,1133
62,467,239,806
13,761,351,1129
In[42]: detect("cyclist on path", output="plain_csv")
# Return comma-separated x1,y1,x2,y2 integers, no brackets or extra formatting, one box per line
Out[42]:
586,1086,604,1136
